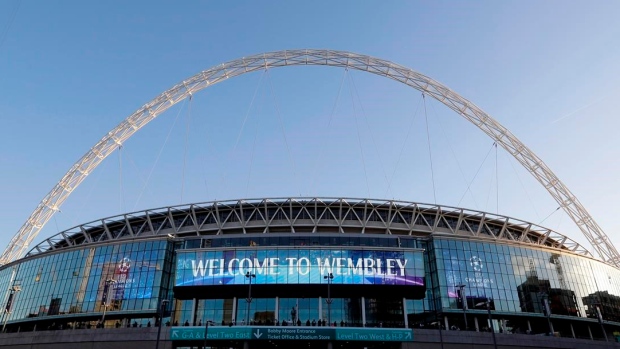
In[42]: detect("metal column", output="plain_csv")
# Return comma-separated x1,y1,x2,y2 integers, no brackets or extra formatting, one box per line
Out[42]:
190,298,197,325
361,297,366,327
527,320,531,333
232,297,237,324
402,298,409,328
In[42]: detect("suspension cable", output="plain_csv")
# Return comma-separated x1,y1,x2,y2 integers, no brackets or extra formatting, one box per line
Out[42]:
181,94,193,203
196,91,212,199
232,71,266,149
245,116,260,197
0,0,21,53
53,213,61,234
456,142,496,207
539,206,561,226
383,94,423,199
217,70,267,197
69,153,106,228
484,146,496,213
348,71,391,198
422,94,437,204
555,210,565,231
427,101,479,210
124,148,157,205
118,145,123,212
347,72,371,197
502,150,541,221
495,142,499,214
244,76,266,197
266,69,298,191
309,68,348,195
133,99,187,210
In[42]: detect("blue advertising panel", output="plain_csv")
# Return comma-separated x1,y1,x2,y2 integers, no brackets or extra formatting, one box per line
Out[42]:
175,248,424,287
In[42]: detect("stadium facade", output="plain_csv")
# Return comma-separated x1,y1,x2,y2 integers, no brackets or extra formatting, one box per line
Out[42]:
0,197,619,349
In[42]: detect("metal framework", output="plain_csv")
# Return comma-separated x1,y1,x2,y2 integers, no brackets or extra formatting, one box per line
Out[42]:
25,198,591,258
3,49,618,267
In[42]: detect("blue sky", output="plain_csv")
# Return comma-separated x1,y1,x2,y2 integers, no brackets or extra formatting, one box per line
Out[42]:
0,1,619,259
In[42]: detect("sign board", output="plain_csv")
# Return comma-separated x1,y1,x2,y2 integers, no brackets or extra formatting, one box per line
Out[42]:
176,248,424,287
170,326,413,342
335,328,413,342
171,326,252,340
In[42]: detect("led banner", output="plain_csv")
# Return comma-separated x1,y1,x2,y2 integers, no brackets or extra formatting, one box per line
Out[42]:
175,248,424,287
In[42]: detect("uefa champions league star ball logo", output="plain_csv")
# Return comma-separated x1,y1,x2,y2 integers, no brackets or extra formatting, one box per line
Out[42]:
469,256,484,272
117,257,132,273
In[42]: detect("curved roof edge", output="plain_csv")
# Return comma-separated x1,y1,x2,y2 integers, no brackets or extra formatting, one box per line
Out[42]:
26,197,593,259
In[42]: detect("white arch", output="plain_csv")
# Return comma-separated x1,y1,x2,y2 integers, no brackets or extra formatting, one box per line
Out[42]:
3,49,618,267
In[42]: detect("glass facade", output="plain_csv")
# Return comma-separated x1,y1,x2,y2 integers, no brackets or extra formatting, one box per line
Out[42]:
0,232,619,337
174,297,392,328
0,240,173,326
431,238,620,321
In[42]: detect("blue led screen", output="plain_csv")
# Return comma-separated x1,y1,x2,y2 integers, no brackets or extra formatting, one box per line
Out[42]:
176,248,424,287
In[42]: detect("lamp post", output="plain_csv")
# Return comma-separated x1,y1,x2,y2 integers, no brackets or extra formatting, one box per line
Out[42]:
541,294,554,336
595,305,608,342
155,299,169,349
456,284,468,330
1,284,21,333
245,272,255,325
436,308,445,349
203,320,214,349
324,273,334,325
100,279,116,327
485,299,498,349
476,299,497,349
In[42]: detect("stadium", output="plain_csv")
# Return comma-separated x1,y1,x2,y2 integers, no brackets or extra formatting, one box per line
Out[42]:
1,50,619,349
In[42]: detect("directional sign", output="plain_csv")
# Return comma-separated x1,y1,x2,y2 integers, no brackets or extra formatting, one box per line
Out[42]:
171,326,413,342
257,327,334,341
170,326,252,340
335,328,413,342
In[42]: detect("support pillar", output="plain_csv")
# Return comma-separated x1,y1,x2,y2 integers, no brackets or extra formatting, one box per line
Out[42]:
549,319,555,335
588,325,593,340
232,297,237,324
191,298,197,325
527,320,531,333
318,297,322,323
474,317,479,332
361,297,366,327
275,297,279,324
570,323,575,338
402,298,409,328
243,341,249,349
444,315,449,330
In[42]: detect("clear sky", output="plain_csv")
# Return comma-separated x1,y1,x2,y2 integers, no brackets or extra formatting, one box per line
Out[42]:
0,1,619,260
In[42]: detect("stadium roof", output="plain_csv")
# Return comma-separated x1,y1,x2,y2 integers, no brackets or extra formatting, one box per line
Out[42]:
25,197,593,260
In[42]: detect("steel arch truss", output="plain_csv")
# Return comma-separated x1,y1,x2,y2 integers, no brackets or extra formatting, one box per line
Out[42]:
26,198,592,259
4,49,619,267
